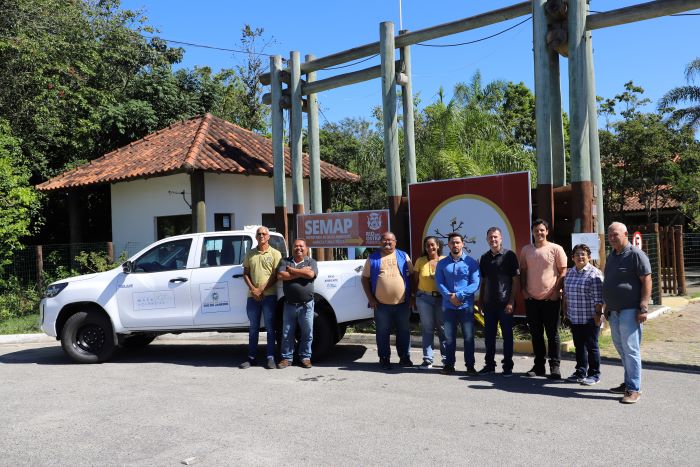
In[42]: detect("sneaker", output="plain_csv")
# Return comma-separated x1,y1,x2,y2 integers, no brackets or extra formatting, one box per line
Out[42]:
399,356,414,367
609,382,627,394
239,358,256,369
379,358,392,371
465,366,478,376
525,366,546,377
582,376,600,386
301,358,312,369
567,371,586,383
502,368,513,377
478,366,496,375
441,364,455,375
418,360,433,370
547,367,562,380
621,390,641,404
266,357,276,369
276,359,291,369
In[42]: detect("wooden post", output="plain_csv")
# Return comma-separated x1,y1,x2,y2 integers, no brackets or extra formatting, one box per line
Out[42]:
306,53,324,261
290,51,305,223
380,22,404,245
35,245,43,290
549,49,566,188
585,29,604,235
533,0,554,227
190,170,206,233
674,225,686,295
107,242,114,262
568,0,593,233
399,30,417,187
271,55,288,241
651,223,662,305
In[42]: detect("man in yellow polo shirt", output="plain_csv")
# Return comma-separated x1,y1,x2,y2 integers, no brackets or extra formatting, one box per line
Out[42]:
240,226,282,370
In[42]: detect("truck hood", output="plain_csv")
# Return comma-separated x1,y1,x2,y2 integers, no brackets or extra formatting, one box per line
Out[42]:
49,268,119,286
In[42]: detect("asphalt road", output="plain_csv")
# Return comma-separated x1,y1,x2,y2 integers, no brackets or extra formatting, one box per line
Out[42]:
1,338,698,466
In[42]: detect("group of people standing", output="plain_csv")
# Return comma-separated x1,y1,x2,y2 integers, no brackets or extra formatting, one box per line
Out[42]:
360,221,651,405
238,222,651,405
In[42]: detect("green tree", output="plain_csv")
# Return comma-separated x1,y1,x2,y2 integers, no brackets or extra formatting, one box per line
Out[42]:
659,57,700,130
599,82,700,226
414,73,536,182
318,118,386,211
0,121,41,272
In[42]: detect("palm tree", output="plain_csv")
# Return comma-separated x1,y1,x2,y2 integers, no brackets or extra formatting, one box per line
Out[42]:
658,58,700,129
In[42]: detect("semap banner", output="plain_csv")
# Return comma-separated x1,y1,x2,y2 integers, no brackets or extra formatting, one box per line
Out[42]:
297,210,390,248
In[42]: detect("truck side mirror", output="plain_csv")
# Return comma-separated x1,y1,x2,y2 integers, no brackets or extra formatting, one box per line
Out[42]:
122,261,133,274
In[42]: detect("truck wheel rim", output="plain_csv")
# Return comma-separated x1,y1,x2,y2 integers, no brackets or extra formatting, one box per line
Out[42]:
75,324,105,353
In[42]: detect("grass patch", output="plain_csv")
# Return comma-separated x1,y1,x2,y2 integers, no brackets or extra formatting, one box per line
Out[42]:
0,313,40,334
690,292,700,299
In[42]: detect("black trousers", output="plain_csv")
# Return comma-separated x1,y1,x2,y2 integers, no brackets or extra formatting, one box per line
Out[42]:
571,322,601,377
525,298,561,368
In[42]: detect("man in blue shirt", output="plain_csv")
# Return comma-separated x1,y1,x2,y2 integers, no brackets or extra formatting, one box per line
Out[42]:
435,232,481,375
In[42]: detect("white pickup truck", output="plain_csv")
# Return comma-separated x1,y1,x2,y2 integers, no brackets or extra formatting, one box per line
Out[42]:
40,228,371,363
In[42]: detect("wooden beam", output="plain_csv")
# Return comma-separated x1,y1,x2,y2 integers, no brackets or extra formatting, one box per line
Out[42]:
270,54,287,240
290,51,304,215
587,0,700,30
260,2,531,84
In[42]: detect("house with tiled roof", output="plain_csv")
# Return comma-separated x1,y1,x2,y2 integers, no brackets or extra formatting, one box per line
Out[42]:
37,114,359,254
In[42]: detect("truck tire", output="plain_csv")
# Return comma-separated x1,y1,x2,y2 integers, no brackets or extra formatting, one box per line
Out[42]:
60,311,116,364
312,311,336,359
121,333,157,349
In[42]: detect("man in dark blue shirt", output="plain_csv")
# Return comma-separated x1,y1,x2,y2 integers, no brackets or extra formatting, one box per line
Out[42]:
435,232,480,376
477,227,520,377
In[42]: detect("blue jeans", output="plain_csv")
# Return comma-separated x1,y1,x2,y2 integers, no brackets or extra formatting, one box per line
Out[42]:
443,307,475,367
374,302,411,360
483,304,514,370
609,308,642,392
571,322,601,378
415,292,446,363
281,300,314,361
246,295,277,360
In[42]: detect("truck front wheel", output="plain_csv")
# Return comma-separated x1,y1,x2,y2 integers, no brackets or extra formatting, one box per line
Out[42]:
60,311,116,363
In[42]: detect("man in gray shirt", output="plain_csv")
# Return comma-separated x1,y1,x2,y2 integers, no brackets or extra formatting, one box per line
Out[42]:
603,222,652,404
276,239,318,369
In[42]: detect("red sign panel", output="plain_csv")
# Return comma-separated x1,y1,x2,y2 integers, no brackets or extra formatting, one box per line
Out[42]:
408,172,532,316
297,210,390,248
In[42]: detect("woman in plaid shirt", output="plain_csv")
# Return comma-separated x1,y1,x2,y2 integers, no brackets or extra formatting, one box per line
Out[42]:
562,244,604,386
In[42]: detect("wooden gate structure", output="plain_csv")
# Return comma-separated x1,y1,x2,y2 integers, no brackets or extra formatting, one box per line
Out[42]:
631,224,687,301
259,0,700,254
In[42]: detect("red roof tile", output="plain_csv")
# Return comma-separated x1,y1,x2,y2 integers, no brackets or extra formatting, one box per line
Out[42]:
623,186,680,212
36,114,359,191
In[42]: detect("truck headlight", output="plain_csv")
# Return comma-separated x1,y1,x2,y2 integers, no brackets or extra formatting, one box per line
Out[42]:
44,282,68,298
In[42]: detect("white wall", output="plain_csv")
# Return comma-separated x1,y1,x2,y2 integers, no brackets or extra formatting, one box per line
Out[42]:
111,173,310,255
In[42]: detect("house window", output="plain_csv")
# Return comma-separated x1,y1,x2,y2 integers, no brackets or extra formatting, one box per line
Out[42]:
156,215,191,240
214,213,234,231
261,213,295,237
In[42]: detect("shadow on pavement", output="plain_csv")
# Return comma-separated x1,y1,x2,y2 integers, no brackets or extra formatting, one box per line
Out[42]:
0,342,373,368
464,374,622,401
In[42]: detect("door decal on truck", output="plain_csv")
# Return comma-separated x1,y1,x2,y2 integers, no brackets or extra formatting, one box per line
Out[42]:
200,282,231,313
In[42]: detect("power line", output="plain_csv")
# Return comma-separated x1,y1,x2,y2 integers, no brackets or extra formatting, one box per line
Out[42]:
322,54,379,71
415,16,532,48
142,35,278,57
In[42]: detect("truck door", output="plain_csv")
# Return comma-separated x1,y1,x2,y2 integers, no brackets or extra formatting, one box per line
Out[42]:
117,238,194,328
191,234,252,326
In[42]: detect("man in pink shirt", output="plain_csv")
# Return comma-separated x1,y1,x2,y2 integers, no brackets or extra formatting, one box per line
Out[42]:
519,219,568,379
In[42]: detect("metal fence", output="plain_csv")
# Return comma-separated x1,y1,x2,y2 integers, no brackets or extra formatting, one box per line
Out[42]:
684,233,700,295
2,241,150,289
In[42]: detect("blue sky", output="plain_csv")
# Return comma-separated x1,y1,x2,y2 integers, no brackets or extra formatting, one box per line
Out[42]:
121,0,700,124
